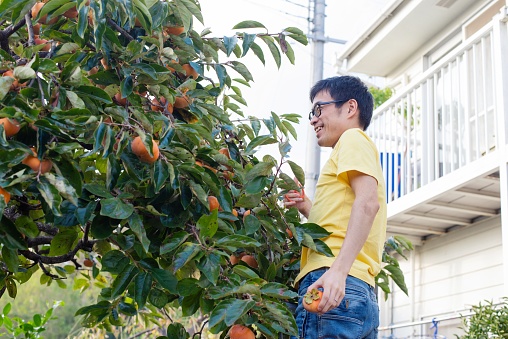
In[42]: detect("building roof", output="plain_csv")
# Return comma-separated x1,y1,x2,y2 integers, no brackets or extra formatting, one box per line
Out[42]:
337,0,486,76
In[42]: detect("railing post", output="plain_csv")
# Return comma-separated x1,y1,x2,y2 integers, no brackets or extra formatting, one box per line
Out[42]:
492,7,508,295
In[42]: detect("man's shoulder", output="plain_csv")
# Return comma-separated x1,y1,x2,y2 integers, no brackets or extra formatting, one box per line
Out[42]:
340,128,371,143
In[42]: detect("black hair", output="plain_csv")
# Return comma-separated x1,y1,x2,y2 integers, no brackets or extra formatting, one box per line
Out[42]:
309,76,374,130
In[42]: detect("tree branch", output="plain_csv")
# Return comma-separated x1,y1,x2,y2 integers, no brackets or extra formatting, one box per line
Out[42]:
107,17,134,41
27,236,53,247
19,238,97,265
37,222,58,236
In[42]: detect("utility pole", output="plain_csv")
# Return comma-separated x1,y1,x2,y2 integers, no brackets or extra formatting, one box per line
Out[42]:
305,0,326,199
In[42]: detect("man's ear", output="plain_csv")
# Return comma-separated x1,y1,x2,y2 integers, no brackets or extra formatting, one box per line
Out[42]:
346,99,359,117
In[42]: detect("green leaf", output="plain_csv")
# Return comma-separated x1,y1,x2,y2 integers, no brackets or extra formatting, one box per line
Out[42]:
83,183,114,198
120,76,133,98
249,41,265,65
260,282,298,299
150,268,178,293
245,176,270,194
241,33,257,57
243,214,260,235
175,0,204,25
75,86,113,104
13,66,36,80
196,209,218,239
233,20,267,30
260,36,281,69
196,251,221,285
245,161,275,183
100,198,134,219
1,247,19,273
384,264,408,295
209,299,256,329
148,288,169,308
214,64,227,89
37,177,63,216
245,135,277,154
172,242,201,272
2,303,11,316
38,59,59,73
0,77,13,100
128,213,150,253
215,235,261,248
236,193,262,209
134,272,152,309
223,35,238,57
0,217,27,250
297,222,331,239
228,61,253,82
111,265,138,298
6,278,16,298
233,265,259,279
49,229,78,256
287,33,309,45
44,173,79,206
188,180,208,209
284,41,295,64
288,160,305,186
182,292,202,317
160,231,190,255
282,120,298,139
313,239,334,257
263,300,298,336
90,215,114,240
101,250,130,274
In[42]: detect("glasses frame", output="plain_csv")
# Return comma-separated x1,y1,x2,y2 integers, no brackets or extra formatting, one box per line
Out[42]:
308,100,348,120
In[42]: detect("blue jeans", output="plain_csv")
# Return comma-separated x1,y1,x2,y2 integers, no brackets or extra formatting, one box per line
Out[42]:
291,268,379,339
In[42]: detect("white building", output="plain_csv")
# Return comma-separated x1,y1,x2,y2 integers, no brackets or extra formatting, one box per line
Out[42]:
337,0,508,337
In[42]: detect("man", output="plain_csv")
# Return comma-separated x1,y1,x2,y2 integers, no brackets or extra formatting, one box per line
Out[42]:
285,76,387,338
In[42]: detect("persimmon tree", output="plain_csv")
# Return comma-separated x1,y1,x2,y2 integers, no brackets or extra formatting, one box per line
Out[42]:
0,0,412,337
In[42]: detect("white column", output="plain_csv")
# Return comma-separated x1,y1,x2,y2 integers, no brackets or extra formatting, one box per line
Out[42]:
305,0,326,199
492,7,508,293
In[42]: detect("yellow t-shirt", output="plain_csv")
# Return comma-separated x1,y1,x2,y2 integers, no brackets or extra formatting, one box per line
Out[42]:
295,128,387,287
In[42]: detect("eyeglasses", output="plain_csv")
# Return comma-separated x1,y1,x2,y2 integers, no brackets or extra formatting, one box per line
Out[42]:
308,100,348,120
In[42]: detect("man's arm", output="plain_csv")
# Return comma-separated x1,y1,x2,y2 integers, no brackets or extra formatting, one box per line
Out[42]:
306,170,380,314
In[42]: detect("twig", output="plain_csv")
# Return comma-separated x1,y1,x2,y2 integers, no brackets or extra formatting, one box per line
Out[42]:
107,17,134,41
127,328,158,339
25,13,35,46
38,261,61,279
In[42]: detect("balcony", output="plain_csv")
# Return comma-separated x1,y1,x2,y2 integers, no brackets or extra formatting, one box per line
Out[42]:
367,19,505,243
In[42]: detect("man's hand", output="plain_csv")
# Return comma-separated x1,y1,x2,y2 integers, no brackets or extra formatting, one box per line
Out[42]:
305,268,347,314
284,190,312,218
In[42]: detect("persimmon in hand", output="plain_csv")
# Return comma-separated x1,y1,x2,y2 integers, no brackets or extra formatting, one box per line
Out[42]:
303,288,322,313
284,177,305,201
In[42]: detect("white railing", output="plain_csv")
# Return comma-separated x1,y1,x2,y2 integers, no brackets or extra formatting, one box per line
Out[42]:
369,21,499,203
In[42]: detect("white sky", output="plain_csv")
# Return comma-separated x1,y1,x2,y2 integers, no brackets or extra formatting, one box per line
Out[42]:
197,0,389,171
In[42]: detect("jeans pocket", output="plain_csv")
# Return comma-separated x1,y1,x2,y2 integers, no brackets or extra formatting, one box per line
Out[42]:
319,285,368,339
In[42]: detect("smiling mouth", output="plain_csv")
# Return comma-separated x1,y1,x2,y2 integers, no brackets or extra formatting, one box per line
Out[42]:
315,127,322,133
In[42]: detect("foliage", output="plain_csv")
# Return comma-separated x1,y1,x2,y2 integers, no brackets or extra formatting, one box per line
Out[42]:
0,270,98,338
369,86,393,109
0,301,62,338
0,0,322,338
376,235,413,300
456,298,508,338
0,0,412,337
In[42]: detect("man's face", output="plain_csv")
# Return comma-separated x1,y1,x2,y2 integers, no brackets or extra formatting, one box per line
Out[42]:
309,91,349,148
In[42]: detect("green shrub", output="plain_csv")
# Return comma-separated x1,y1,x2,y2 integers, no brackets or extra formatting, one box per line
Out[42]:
457,297,508,338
